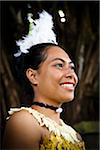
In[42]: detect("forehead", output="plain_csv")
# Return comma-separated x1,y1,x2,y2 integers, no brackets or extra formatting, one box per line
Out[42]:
46,46,71,62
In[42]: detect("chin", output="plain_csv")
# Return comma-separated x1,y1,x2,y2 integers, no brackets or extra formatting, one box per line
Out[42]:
62,94,75,103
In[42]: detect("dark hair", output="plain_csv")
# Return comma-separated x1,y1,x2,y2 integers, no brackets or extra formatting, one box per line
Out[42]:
13,43,58,106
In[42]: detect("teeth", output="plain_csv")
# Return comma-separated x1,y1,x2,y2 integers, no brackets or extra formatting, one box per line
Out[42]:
61,84,74,88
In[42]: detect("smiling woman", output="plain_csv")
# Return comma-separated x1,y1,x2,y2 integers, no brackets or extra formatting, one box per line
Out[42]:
34,46,78,104
3,10,85,150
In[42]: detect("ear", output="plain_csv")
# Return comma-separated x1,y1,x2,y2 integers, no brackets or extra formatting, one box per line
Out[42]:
26,68,38,85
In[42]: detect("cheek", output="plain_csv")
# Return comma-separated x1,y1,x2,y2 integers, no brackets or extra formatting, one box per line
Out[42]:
40,71,62,90
48,70,63,84
38,66,63,89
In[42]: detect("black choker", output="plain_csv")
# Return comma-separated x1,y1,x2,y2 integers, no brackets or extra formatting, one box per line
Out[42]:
32,102,63,113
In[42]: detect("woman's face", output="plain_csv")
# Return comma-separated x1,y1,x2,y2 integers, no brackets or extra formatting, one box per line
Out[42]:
33,46,78,105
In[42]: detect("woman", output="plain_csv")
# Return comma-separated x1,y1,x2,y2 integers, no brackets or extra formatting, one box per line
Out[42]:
3,11,85,149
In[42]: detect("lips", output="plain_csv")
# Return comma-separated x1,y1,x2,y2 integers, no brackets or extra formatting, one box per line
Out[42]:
60,82,75,90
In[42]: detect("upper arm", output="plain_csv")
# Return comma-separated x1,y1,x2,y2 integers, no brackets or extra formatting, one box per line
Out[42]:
3,110,42,150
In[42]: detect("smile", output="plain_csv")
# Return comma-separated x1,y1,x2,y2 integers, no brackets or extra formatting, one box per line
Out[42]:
60,82,75,90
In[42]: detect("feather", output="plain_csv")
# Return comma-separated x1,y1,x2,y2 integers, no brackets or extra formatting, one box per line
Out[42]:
14,10,58,57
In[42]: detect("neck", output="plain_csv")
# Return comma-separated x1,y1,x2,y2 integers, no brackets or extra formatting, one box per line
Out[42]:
33,97,62,108
32,101,63,113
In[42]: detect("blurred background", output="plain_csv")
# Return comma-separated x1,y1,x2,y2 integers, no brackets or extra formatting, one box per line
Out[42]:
1,1,99,150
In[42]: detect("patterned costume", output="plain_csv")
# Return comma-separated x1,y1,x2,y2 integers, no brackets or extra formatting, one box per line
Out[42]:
8,107,85,150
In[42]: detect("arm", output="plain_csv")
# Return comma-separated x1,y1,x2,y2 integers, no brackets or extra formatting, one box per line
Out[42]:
3,110,42,150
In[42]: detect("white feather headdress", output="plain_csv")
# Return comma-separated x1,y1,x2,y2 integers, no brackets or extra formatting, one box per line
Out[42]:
14,10,58,57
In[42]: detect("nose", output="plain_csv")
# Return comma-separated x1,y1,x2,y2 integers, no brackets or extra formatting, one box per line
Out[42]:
64,68,78,85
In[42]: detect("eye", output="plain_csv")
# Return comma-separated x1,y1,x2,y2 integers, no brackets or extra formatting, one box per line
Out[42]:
55,63,64,69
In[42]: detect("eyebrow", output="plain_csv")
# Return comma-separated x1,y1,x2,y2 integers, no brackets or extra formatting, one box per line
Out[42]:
51,58,74,65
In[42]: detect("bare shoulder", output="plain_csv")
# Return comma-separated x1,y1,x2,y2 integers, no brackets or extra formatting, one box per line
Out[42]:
3,109,42,149
6,109,40,127
5,109,41,130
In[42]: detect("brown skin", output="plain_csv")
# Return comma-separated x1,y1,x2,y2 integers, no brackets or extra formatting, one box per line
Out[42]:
3,46,78,149
26,46,78,106
3,110,42,150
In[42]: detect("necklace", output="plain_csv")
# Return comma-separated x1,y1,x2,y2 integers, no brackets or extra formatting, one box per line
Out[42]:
32,102,63,113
